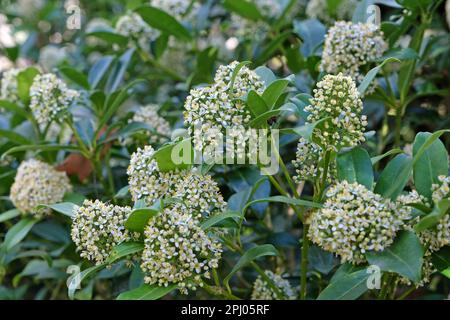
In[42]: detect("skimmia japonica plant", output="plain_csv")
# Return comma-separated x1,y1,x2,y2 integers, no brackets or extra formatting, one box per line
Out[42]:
0,0,449,301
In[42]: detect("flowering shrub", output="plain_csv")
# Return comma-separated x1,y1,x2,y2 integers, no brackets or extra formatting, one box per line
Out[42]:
0,0,449,302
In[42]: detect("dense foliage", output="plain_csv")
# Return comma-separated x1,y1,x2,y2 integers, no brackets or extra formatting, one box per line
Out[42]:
0,0,449,300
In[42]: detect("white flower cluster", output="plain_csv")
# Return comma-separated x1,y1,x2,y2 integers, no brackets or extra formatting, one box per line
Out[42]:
140,203,222,294
29,73,79,127
309,181,409,264
305,73,367,150
127,145,226,217
0,68,21,103
10,159,72,217
251,271,297,300
320,22,387,91
126,104,171,145
116,13,158,48
420,176,450,252
151,0,199,22
292,137,336,183
71,199,138,265
306,0,358,24
184,61,265,156
229,0,283,41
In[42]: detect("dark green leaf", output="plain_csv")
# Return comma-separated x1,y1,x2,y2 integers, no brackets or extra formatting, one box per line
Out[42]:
117,283,176,300
413,132,448,199
222,0,263,21
337,147,374,190
135,6,192,41
366,231,424,283
125,208,159,233
2,218,38,251
374,154,412,200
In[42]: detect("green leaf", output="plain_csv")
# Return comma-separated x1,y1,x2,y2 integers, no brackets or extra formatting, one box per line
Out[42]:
2,218,38,251
88,56,114,88
0,209,21,223
223,244,279,288
317,267,370,300
135,6,192,41
152,138,194,172
366,231,424,283
105,48,135,93
37,202,77,218
378,48,419,61
17,67,40,104
358,57,400,95
59,66,90,90
222,0,263,21
248,103,297,128
115,185,130,198
254,66,277,86
414,199,450,232
413,132,449,199
293,19,326,57
261,79,291,109
0,129,32,145
280,117,330,143
374,154,412,200
116,283,176,300
106,242,145,264
68,264,106,300
200,211,242,230
1,144,81,160
125,208,159,233
0,100,32,121
97,79,145,131
431,246,450,272
370,148,403,165
86,31,128,46
247,90,269,118
337,147,374,190
242,195,322,216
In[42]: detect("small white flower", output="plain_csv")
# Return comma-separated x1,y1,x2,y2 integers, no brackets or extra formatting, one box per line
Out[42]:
141,203,222,294
29,73,79,127
309,181,409,264
10,159,72,217
71,199,138,265
251,270,297,300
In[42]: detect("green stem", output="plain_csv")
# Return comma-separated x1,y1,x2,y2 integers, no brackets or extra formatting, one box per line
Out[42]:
394,111,402,147
301,150,331,299
202,282,241,300
299,223,310,299
396,286,416,300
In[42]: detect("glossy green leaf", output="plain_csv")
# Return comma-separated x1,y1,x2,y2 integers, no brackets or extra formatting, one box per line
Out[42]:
135,6,192,41
106,242,145,264
247,90,269,118
414,199,450,232
17,67,40,104
248,103,296,128
412,132,448,199
337,147,374,190
366,231,424,283
222,0,263,21
37,202,78,218
358,57,400,95
86,31,128,46
152,138,194,172
59,66,90,89
125,208,159,233
242,195,322,216
223,244,279,288
431,246,450,272
262,79,291,109
200,211,242,230
317,267,370,300
0,209,21,223
370,148,403,165
2,218,38,251
0,129,32,145
374,154,412,200
116,283,176,300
